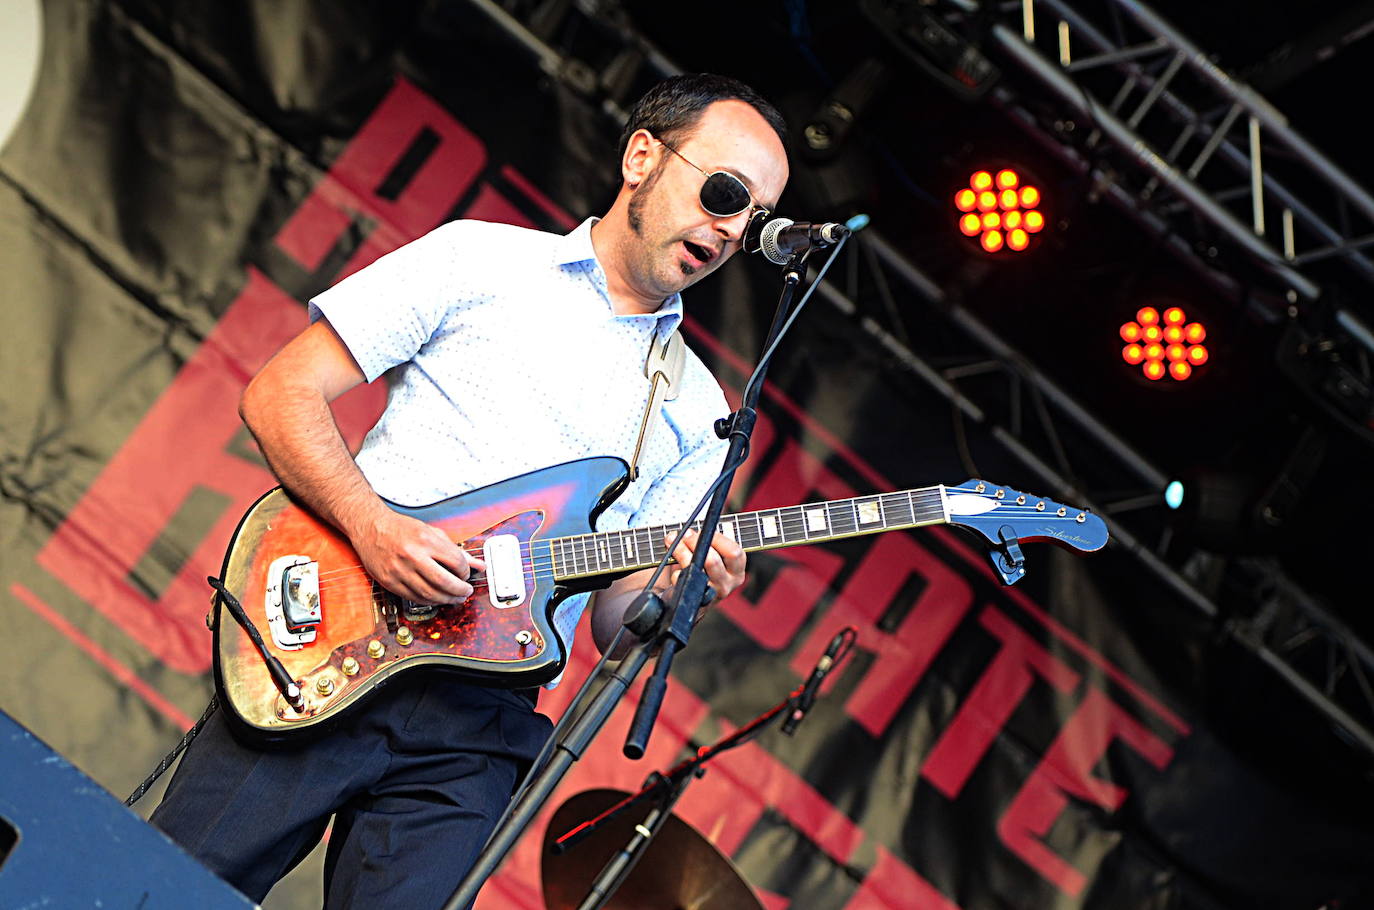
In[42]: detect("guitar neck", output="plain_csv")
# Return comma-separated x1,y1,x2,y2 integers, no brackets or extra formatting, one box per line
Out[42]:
550,485,949,583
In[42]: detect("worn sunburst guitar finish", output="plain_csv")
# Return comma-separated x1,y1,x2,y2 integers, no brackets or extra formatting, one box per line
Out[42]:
212,456,1107,745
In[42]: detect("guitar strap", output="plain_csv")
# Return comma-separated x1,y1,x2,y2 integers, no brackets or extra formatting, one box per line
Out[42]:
627,323,686,481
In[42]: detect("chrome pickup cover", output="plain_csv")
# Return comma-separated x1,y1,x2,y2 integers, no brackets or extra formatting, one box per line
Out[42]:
483,534,527,607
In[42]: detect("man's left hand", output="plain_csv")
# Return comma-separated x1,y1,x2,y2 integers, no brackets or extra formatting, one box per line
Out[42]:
663,528,747,620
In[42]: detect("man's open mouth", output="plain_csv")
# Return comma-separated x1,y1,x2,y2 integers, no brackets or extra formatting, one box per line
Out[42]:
683,240,716,265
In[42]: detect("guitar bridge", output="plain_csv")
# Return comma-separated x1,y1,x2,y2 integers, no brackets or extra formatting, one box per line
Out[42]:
265,555,321,649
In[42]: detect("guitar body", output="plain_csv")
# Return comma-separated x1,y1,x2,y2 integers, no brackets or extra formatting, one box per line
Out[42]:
213,457,630,746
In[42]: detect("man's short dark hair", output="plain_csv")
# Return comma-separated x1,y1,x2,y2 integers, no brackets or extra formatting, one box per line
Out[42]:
618,74,787,160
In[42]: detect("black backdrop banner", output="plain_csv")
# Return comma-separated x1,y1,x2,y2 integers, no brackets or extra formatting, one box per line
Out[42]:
2,3,1371,908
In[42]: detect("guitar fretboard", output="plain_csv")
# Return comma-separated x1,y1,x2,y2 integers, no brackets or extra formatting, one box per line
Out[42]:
549,485,948,582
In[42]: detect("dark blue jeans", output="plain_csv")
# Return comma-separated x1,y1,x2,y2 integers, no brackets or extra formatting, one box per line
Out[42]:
151,675,551,909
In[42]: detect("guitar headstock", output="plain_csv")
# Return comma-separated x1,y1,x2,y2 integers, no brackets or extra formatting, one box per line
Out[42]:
944,480,1109,584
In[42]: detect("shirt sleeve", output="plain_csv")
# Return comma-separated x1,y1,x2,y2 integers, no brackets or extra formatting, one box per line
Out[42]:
308,221,471,382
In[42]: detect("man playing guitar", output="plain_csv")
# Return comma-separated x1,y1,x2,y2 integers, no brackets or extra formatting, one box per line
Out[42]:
150,73,790,908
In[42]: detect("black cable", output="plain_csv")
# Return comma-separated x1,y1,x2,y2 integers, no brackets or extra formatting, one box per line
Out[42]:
124,695,219,807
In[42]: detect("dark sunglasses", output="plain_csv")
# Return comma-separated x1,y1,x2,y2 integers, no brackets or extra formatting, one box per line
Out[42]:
656,136,768,220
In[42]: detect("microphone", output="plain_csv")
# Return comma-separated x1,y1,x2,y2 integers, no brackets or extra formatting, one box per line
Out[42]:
781,627,855,735
746,216,851,264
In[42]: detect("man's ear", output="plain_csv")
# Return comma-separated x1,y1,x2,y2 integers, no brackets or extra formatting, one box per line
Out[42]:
621,128,659,189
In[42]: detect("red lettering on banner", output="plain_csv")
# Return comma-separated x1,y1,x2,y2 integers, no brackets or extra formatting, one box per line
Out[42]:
846,845,963,910
722,437,851,650
274,77,487,276
803,533,975,739
921,607,1081,799
997,687,1174,896
33,270,384,673
463,182,538,229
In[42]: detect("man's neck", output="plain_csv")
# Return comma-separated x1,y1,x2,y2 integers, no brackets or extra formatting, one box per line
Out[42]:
589,216,666,316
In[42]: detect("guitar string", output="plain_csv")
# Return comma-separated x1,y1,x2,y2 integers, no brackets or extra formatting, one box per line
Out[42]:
306,497,954,585
305,504,1097,597
302,487,1075,583
302,495,1090,582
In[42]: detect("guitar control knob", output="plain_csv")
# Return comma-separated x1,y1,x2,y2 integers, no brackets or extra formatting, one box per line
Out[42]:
341,657,360,676
315,677,335,696
516,630,533,646
367,639,385,659
396,627,414,646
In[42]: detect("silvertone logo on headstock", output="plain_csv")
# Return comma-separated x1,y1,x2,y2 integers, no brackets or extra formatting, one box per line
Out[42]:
1040,527,1092,547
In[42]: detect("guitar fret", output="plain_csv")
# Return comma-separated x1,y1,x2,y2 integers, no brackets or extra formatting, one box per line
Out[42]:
883,492,907,527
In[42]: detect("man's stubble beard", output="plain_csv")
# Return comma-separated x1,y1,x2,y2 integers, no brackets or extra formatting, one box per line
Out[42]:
625,164,698,290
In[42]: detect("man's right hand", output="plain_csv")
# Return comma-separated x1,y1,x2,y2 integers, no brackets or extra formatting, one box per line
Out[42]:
349,509,484,606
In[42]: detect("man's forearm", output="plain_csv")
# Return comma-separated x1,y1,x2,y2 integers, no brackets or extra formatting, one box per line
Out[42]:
240,377,384,539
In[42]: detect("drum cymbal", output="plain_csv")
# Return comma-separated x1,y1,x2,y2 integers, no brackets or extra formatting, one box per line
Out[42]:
541,788,764,910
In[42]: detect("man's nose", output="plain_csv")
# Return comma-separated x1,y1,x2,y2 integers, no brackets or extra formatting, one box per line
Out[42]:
712,209,753,244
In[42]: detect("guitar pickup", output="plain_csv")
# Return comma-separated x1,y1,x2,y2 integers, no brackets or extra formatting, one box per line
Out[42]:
266,556,321,648
483,534,527,607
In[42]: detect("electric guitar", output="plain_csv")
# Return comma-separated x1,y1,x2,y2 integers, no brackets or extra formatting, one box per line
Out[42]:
211,456,1107,744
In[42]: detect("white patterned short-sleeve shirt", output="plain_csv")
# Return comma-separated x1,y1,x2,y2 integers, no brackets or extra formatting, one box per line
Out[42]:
309,218,729,681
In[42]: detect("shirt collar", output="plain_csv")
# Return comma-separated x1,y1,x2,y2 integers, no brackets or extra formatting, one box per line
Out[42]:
555,217,685,329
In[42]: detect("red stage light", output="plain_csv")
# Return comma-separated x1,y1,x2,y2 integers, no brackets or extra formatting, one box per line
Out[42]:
1118,305,1210,381
956,169,1047,254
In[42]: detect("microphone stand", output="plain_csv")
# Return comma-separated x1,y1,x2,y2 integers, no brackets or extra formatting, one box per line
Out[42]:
441,250,816,910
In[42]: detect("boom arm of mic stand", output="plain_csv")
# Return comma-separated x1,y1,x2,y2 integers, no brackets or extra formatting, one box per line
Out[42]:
622,261,806,761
